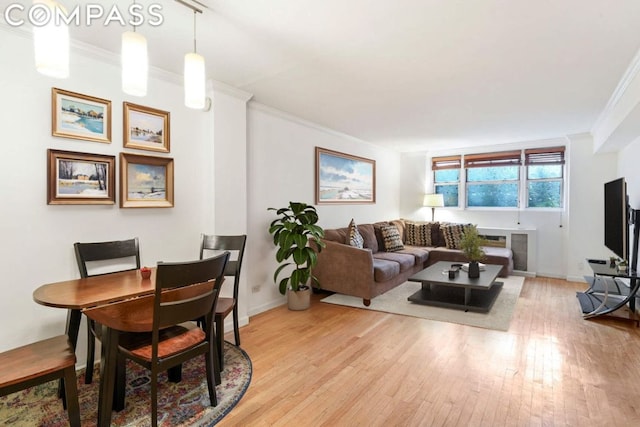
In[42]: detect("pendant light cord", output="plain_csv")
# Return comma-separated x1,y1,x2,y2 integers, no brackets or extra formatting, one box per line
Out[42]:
193,10,197,53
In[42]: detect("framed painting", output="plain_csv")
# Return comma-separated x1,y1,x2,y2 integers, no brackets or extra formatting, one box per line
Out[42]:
120,152,174,208
315,147,376,204
47,149,115,205
123,102,170,153
51,88,111,143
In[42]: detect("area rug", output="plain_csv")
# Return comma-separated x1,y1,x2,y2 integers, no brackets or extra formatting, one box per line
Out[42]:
0,342,252,426
321,276,525,331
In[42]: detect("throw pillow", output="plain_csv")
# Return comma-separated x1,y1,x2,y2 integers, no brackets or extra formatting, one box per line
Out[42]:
441,223,470,249
347,218,364,249
405,221,434,246
380,224,404,252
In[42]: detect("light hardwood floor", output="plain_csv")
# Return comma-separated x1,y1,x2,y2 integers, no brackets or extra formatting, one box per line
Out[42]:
219,277,640,426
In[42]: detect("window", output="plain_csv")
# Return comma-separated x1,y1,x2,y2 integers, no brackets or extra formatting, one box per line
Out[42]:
464,151,521,208
525,147,565,208
432,155,461,207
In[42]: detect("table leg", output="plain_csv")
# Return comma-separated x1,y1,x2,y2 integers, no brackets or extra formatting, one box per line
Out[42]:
464,288,471,309
97,325,118,427
59,309,82,399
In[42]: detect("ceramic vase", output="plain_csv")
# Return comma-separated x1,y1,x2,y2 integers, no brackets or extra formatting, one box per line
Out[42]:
287,286,311,310
468,261,480,278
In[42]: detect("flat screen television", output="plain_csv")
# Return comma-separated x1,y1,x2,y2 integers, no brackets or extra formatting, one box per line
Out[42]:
604,177,629,261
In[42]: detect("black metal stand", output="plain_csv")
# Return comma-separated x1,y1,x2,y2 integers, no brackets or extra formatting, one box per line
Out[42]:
577,209,640,325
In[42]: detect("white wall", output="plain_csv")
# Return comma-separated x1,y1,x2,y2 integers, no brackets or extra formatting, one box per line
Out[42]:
0,29,214,355
246,104,402,314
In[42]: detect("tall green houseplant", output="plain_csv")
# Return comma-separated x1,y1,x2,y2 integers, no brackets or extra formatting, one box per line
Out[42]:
268,202,326,295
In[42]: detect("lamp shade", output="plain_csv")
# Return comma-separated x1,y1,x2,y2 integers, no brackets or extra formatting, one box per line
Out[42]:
423,193,444,207
184,52,206,109
121,31,148,96
33,0,69,78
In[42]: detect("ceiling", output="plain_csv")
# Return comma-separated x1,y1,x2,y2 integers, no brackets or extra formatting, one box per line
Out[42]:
64,0,640,152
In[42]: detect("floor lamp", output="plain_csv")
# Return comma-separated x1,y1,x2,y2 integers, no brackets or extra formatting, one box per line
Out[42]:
424,194,444,221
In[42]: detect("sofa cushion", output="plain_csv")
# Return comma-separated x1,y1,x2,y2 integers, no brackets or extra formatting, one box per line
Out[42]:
441,223,471,249
358,224,379,253
372,258,400,282
347,219,364,249
397,246,430,265
432,221,448,247
380,224,404,252
373,252,415,272
324,227,348,243
405,221,434,246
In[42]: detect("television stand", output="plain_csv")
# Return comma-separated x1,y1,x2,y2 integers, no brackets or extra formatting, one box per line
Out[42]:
576,259,640,326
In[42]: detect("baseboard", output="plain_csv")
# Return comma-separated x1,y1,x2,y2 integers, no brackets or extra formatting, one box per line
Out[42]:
513,270,536,278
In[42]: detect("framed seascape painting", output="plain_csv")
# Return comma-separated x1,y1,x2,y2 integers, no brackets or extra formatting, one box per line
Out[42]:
315,147,376,204
120,153,174,208
123,102,170,153
47,149,115,205
51,88,111,143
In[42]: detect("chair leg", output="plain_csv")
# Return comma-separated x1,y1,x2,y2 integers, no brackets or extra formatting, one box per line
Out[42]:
114,353,127,412
205,349,218,405
62,366,81,427
151,371,158,427
85,321,95,384
168,365,182,382
232,305,241,346
215,315,224,370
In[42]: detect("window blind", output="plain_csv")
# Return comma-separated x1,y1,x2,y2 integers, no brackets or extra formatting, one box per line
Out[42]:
432,155,461,170
524,146,565,165
464,150,522,168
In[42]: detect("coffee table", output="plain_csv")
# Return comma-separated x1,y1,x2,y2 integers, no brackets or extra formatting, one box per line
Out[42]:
407,261,503,312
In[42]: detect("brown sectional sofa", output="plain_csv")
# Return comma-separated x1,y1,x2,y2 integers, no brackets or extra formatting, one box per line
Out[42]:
313,219,513,306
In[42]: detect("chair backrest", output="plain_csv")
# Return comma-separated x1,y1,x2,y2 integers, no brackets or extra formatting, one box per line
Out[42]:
153,253,230,347
199,234,247,298
74,238,141,278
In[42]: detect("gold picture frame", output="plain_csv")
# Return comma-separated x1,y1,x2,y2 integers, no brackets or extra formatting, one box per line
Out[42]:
47,149,115,205
315,147,376,204
51,88,111,143
123,102,170,153
120,152,174,208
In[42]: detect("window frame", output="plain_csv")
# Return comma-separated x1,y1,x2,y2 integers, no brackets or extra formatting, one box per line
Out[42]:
432,155,461,208
431,146,566,210
524,146,565,209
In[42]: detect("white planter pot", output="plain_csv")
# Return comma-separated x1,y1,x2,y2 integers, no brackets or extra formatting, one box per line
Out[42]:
287,287,311,311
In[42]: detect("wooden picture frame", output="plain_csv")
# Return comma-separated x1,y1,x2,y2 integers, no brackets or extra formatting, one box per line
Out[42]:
52,88,111,143
47,149,115,205
120,152,174,208
123,102,170,153
315,147,376,204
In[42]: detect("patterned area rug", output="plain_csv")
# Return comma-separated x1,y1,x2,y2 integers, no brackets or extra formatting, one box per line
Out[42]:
321,276,525,331
0,342,251,426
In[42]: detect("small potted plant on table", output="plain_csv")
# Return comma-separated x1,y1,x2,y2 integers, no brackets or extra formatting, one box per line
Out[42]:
459,225,486,278
268,201,325,310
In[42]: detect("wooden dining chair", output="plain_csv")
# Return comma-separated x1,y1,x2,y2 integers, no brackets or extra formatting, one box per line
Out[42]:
0,335,81,427
74,237,140,384
85,253,229,427
200,234,247,368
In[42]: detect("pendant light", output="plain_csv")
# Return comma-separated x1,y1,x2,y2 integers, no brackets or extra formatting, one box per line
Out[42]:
121,1,148,96
33,0,69,78
184,8,205,109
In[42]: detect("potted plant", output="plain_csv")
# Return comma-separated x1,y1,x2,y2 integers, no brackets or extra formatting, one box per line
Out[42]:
459,225,486,278
268,201,326,310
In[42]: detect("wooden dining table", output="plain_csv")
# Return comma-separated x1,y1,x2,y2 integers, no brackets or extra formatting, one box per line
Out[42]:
33,268,157,427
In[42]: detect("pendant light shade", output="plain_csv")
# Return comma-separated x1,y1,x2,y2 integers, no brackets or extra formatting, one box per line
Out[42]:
121,31,148,96
33,0,69,78
184,52,206,109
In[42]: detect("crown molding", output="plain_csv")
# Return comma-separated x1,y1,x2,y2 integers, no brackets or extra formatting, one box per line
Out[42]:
592,47,640,135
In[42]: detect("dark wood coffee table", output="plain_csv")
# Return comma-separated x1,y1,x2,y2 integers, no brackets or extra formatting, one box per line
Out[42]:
407,261,503,312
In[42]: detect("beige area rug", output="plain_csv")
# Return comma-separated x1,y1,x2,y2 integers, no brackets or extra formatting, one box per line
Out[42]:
320,276,525,331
